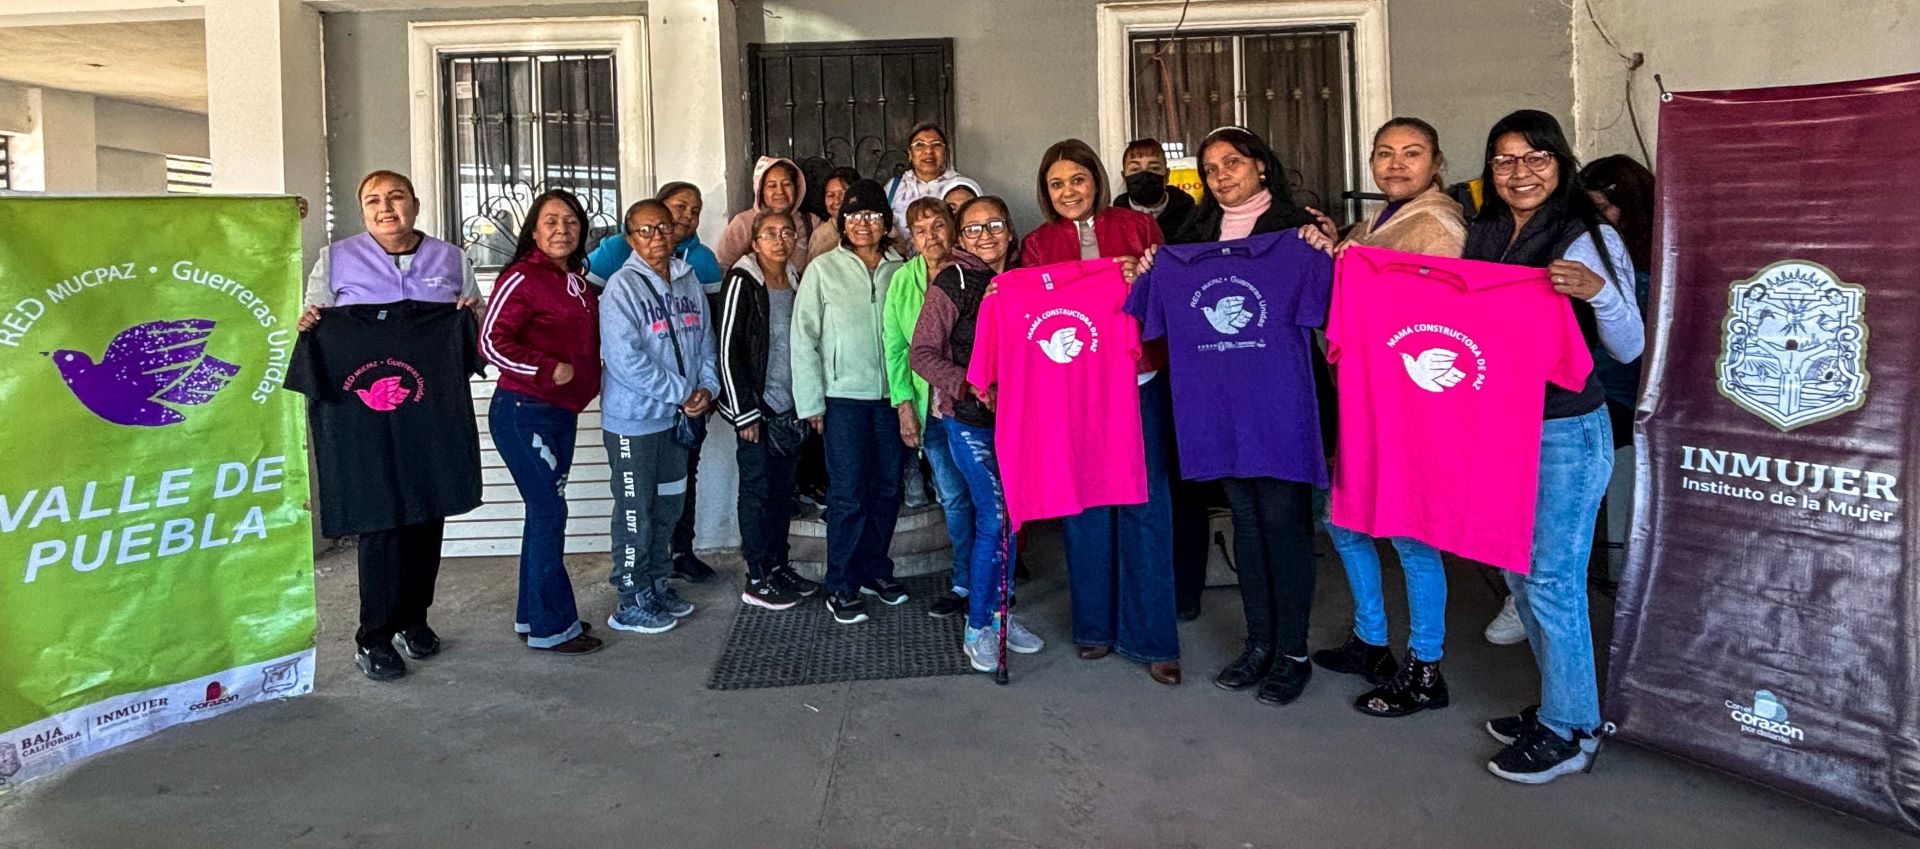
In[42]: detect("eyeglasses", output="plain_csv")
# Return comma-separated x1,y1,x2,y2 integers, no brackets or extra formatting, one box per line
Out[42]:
960,219,1010,239
1489,151,1556,176
755,228,797,242
909,140,947,153
626,223,673,239
845,211,887,225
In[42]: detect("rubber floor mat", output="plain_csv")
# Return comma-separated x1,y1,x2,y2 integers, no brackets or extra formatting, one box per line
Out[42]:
706,573,975,690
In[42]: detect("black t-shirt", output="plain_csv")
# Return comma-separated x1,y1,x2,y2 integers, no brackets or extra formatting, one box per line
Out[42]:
287,301,485,537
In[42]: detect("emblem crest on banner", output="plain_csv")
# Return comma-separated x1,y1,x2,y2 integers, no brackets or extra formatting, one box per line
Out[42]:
1716,261,1868,431
0,741,21,785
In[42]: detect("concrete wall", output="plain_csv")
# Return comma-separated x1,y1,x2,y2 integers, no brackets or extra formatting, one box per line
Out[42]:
1573,0,1920,163
0,78,208,193
757,0,1576,224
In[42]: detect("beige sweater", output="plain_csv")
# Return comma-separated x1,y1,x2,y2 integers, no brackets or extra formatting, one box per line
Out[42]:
1341,184,1466,258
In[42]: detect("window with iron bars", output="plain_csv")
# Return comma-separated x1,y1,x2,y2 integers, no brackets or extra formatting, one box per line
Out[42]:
0,135,10,191
1130,27,1360,223
166,154,214,194
442,51,621,271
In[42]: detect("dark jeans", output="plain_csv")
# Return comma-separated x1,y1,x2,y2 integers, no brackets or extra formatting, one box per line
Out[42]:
822,397,906,596
1059,373,1180,663
606,429,689,604
736,422,801,581
1220,476,1317,658
354,518,445,649
1170,478,1217,611
489,389,583,649
670,411,709,557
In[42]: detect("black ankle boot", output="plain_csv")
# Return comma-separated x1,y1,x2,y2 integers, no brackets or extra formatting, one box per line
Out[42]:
1354,656,1450,718
1255,656,1313,706
1311,633,1398,685
1213,642,1275,691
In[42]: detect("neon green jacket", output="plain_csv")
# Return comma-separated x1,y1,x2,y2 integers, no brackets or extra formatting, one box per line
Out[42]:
881,255,933,424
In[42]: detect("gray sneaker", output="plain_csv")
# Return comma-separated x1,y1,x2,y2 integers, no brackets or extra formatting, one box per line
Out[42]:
963,625,998,673
607,596,677,634
1004,615,1045,654
653,580,696,618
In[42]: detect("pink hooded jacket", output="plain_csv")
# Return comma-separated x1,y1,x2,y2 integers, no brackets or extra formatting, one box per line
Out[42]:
715,156,825,275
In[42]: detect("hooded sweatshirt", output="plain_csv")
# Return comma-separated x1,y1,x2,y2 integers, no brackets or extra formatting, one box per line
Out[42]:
910,249,1000,427
598,251,719,436
480,254,601,412
586,229,724,294
790,244,905,419
716,156,823,274
881,254,937,424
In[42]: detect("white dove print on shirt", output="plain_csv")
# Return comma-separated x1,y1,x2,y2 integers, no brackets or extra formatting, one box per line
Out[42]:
1037,326,1086,364
1202,295,1254,335
1401,347,1467,392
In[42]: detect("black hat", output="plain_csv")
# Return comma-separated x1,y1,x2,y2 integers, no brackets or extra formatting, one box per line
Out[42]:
837,178,890,232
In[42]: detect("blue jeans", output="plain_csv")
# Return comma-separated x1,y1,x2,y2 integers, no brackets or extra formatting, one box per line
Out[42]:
1060,373,1180,663
1326,524,1448,662
822,398,906,596
922,414,974,595
1508,406,1612,739
941,417,1014,629
489,389,584,648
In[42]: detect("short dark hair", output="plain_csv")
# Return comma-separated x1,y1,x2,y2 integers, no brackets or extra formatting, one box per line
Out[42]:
907,122,947,146
1035,138,1110,224
904,197,956,248
751,207,795,236
514,189,591,272
655,181,702,203
624,198,670,232
824,167,861,195
1121,138,1165,162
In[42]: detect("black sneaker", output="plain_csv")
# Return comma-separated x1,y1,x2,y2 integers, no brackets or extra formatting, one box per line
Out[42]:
1254,657,1313,706
1311,633,1398,685
1488,720,1595,784
1486,705,1541,745
859,577,909,606
827,591,869,624
391,625,441,660
742,577,801,611
355,643,406,681
772,566,821,598
1176,596,1202,622
1213,642,1274,691
672,552,716,583
927,590,967,618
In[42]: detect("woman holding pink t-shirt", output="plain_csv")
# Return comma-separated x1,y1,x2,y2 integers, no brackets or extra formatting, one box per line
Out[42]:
1023,139,1181,687
1463,110,1642,785
1299,117,1466,719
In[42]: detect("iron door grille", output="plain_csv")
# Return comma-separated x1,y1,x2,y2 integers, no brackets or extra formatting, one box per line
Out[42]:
441,52,622,271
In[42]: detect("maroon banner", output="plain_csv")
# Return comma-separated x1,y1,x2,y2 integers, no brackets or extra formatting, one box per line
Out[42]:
1608,72,1920,831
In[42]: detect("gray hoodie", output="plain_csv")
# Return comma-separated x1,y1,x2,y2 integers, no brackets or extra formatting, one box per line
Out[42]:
599,250,719,436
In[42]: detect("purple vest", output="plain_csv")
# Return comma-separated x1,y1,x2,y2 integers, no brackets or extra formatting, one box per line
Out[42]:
327,231,465,305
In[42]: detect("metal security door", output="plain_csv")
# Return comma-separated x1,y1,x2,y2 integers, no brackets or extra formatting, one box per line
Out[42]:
748,39,954,214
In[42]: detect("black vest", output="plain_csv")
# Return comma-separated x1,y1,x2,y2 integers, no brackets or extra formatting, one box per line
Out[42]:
930,261,995,427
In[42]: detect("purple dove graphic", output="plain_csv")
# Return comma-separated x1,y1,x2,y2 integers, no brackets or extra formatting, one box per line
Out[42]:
48,318,241,427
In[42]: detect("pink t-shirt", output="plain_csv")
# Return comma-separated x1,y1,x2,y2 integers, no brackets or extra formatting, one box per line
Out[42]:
968,259,1146,530
1326,246,1593,573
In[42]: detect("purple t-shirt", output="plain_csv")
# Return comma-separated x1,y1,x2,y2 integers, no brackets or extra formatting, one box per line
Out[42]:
1125,231,1333,485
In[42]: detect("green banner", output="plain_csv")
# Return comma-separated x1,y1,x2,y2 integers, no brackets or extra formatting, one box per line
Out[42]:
0,196,315,787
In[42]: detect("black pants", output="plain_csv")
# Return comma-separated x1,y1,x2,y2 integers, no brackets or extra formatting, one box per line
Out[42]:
736,427,801,581
1221,477,1316,657
671,412,708,558
1171,478,1218,610
356,518,446,649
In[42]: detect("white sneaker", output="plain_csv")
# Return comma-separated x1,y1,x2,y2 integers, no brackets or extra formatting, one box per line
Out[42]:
963,626,998,673
1004,615,1044,654
1484,596,1527,646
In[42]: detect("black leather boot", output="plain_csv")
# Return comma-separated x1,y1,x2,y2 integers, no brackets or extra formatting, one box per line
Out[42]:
1355,656,1451,718
1311,633,1398,686
1214,641,1275,691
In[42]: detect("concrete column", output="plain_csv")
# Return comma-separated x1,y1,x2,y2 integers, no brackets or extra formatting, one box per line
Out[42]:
202,0,327,266
33,88,100,192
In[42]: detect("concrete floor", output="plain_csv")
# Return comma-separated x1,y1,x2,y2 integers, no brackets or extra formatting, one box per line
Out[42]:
0,529,1908,849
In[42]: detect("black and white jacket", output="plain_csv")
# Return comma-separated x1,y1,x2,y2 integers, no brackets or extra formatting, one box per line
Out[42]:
716,254,800,428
